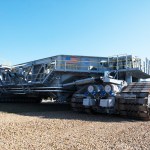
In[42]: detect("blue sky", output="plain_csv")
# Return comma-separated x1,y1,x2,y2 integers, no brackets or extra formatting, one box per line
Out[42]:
0,0,150,65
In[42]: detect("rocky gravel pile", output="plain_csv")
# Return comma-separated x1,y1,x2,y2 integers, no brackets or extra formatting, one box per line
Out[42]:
0,111,150,150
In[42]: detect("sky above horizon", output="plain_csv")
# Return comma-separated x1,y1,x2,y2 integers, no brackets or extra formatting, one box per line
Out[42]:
0,0,150,65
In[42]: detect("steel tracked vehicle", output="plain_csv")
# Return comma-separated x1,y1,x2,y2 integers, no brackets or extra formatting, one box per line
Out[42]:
0,54,150,120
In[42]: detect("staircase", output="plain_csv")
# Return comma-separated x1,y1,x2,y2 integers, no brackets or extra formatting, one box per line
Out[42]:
42,69,55,85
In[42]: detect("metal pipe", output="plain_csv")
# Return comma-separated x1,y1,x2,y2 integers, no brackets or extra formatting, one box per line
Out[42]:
5,87,63,90
63,77,96,87
7,90,72,92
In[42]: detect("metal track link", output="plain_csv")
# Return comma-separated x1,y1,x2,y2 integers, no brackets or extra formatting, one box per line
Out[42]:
117,97,150,120
71,96,83,112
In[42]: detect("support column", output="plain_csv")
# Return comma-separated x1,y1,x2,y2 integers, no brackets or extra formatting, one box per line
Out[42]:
125,72,132,84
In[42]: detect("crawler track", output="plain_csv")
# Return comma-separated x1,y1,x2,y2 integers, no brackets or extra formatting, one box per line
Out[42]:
117,82,150,120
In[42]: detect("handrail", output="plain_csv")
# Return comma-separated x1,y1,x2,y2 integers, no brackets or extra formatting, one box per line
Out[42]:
53,58,150,74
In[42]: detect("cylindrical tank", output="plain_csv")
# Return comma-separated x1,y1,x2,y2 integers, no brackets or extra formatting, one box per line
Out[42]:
104,84,120,94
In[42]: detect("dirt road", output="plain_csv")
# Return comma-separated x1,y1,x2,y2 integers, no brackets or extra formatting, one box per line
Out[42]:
0,103,149,150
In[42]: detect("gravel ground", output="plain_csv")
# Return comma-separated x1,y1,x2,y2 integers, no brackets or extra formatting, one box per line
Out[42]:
0,105,150,150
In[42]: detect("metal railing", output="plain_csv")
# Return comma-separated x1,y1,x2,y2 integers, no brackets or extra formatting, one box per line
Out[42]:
53,56,150,75
54,60,109,72
107,54,150,74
